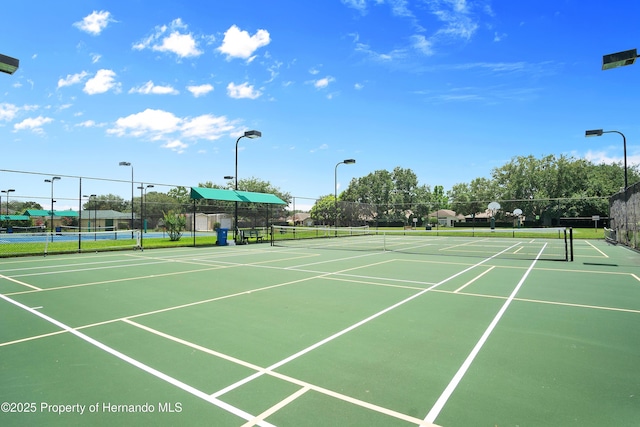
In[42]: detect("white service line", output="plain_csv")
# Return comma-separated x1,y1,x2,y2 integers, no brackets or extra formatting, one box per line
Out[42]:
241,386,310,427
423,243,546,425
453,266,495,293
585,240,609,258
0,280,274,426
210,242,522,400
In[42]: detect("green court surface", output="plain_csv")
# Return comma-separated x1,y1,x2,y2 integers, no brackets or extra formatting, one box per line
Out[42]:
0,237,639,426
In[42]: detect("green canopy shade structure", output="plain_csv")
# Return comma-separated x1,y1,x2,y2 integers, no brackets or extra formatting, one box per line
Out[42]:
189,187,287,204
24,209,79,217
1,215,30,221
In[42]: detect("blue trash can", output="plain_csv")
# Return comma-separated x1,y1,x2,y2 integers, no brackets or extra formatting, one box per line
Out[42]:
216,228,228,246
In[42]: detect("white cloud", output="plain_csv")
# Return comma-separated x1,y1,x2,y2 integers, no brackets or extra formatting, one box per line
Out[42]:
310,143,329,153
108,109,181,139
217,25,270,60
181,114,236,140
133,18,203,58
341,0,367,13
83,69,119,95
314,76,335,89
129,81,179,95
0,103,19,121
354,83,364,90
162,140,188,153
91,53,102,64
430,1,478,41
108,109,239,152
74,11,114,35
58,71,89,88
227,82,262,99
13,116,53,133
75,120,105,128
411,35,434,55
187,84,214,97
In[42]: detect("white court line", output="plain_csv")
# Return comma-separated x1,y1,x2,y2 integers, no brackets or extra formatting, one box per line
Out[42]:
453,266,495,293
423,243,546,424
0,274,41,290
241,387,310,427
0,291,274,426
210,242,523,400
125,319,439,426
585,240,609,258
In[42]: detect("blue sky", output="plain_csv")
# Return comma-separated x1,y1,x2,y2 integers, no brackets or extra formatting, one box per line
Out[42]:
2,0,640,211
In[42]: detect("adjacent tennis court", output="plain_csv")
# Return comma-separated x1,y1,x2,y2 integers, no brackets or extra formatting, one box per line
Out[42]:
1,230,638,426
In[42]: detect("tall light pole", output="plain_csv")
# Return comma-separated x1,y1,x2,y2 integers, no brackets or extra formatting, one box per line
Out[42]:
137,184,154,232
44,177,61,233
83,194,97,239
585,129,627,189
335,159,356,228
119,161,134,238
2,189,15,216
234,130,261,241
586,129,629,244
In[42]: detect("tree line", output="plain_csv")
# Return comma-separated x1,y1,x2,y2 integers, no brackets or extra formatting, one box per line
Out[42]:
310,155,638,226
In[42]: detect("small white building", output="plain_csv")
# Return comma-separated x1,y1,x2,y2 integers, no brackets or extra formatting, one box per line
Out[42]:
186,213,233,231
430,209,463,227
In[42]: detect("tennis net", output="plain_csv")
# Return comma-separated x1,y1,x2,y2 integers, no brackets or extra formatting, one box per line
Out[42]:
0,230,140,257
271,225,573,261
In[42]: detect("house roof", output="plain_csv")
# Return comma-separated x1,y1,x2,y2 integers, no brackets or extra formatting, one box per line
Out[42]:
430,209,458,217
190,187,287,205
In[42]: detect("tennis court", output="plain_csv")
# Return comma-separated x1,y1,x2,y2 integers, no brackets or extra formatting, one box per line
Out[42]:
0,230,638,426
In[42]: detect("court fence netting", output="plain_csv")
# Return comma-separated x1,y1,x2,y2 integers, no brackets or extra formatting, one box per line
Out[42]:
608,180,640,250
270,225,574,262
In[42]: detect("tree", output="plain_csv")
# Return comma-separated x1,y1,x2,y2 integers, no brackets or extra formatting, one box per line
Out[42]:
163,211,186,241
83,194,128,212
309,195,336,225
234,177,291,228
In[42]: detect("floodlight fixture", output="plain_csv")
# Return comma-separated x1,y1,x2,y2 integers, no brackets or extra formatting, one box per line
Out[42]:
585,129,604,137
602,49,638,70
243,130,262,139
119,162,134,237
0,53,19,75
233,129,262,241
335,159,357,229
585,128,627,189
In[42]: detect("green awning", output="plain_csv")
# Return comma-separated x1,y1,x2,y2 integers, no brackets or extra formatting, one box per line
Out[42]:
190,187,287,204
24,209,79,217
1,215,30,221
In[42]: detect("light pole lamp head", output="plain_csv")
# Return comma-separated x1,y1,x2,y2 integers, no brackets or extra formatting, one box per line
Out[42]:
224,176,234,180
585,129,604,137
602,49,638,70
244,130,262,139
343,159,356,164
0,53,19,75
119,161,131,166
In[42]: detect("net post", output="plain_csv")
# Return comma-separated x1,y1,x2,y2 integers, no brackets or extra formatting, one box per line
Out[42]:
569,227,574,261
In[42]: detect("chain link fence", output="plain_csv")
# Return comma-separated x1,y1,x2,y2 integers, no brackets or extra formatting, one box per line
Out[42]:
609,182,640,249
